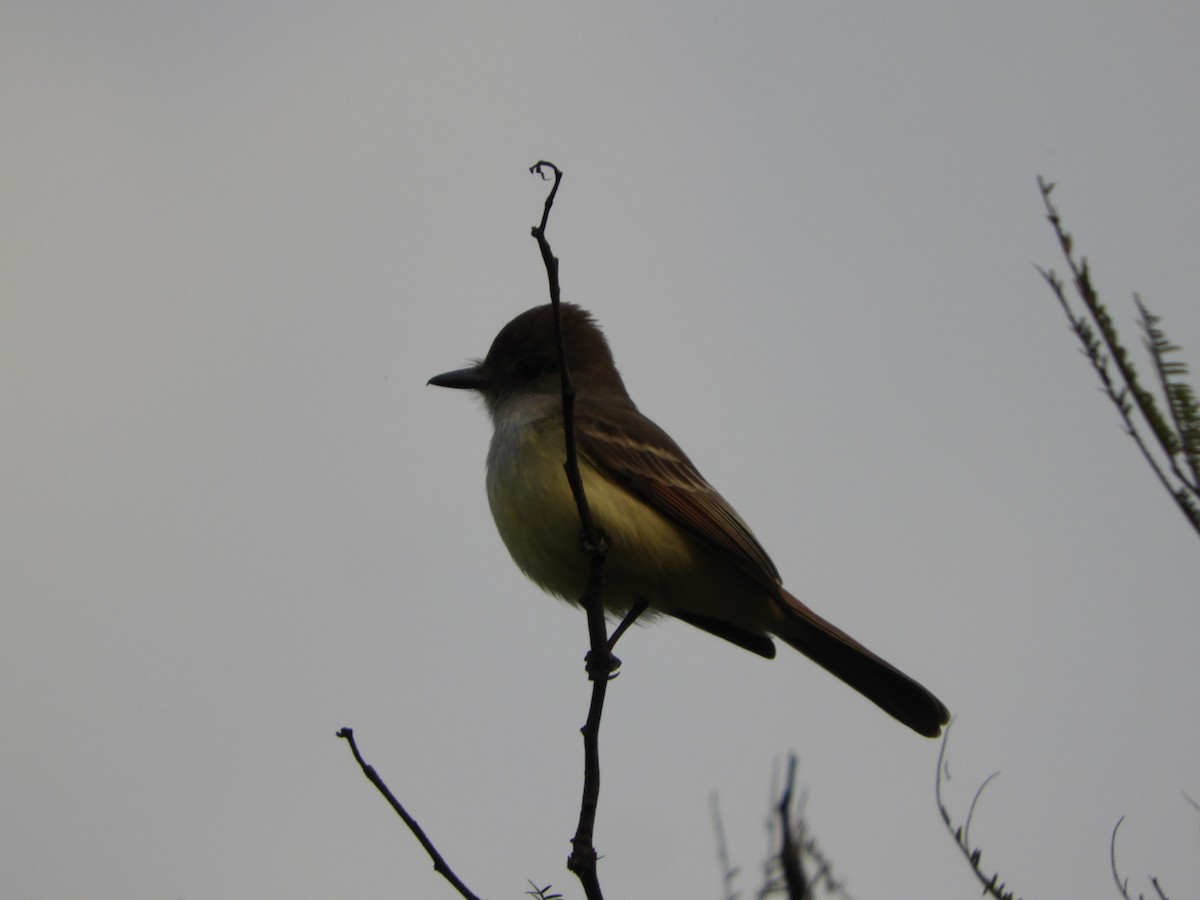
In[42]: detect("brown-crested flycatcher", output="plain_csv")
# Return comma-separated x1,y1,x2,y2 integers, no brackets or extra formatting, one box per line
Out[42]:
429,303,949,737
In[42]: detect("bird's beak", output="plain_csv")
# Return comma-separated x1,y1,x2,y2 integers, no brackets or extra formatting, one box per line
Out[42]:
428,365,488,391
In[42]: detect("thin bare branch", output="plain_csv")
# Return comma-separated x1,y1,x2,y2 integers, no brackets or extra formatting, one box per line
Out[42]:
776,754,809,899
529,160,612,900
934,724,1022,900
525,881,566,900
963,770,1001,854
756,757,856,900
336,728,485,900
711,792,742,900
1110,815,1174,900
1182,791,1200,816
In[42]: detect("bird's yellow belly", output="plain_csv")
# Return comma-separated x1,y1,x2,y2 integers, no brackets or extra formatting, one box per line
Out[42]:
485,420,701,615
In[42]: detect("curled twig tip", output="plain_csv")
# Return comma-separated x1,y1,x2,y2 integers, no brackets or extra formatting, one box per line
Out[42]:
530,160,561,180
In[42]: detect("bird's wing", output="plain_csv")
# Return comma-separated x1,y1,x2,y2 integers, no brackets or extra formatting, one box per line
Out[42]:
575,408,782,591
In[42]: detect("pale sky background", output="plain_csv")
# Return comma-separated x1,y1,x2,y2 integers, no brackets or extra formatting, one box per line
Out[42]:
3,4,1199,899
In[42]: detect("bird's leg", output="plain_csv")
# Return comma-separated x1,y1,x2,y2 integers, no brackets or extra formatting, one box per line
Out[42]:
583,599,647,680
607,598,650,652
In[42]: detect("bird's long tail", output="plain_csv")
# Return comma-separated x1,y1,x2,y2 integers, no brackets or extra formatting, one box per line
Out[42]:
774,589,950,737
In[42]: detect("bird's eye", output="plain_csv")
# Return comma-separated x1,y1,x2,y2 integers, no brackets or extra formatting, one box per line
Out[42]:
514,358,547,382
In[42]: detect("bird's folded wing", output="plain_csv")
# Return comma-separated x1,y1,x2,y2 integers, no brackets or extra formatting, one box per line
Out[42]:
575,409,782,591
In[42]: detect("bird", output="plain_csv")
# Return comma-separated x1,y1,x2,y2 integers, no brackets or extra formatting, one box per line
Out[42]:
429,303,950,737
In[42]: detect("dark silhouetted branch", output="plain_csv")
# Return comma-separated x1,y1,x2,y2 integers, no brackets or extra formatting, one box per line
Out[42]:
935,725,1022,900
525,881,565,900
753,756,855,900
336,727,484,900
710,791,742,900
776,755,809,899
1036,176,1200,536
530,160,612,900
1110,816,1173,900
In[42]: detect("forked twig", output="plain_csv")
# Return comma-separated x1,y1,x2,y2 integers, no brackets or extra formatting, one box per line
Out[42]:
776,755,808,899
1111,816,1173,900
934,725,1022,900
1036,176,1200,536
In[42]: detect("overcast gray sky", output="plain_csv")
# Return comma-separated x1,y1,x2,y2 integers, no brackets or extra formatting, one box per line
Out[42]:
4,3,1199,898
